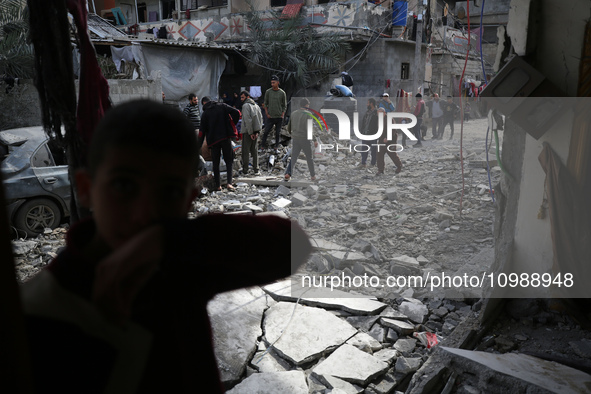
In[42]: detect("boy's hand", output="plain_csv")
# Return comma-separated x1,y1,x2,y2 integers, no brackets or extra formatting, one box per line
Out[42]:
92,226,163,326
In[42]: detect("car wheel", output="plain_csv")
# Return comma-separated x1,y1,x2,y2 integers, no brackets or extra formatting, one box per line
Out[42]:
14,198,62,237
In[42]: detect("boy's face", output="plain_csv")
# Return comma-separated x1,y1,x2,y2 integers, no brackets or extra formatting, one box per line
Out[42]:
77,146,197,250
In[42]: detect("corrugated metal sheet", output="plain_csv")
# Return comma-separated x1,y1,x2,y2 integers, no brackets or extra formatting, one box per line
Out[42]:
88,13,127,38
91,36,246,51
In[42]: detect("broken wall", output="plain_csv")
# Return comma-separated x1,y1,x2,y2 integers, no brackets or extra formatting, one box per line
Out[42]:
0,77,164,131
489,0,590,300
313,39,423,98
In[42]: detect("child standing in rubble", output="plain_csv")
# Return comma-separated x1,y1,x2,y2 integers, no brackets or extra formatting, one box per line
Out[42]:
20,100,312,394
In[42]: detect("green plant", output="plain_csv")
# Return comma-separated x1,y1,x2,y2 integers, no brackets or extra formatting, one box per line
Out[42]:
246,7,349,94
0,0,34,79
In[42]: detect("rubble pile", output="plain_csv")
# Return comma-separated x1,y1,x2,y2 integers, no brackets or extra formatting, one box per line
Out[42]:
12,118,591,392
209,278,481,394
12,226,67,282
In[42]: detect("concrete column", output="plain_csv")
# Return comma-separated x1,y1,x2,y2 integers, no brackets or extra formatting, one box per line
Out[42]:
412,2,424,95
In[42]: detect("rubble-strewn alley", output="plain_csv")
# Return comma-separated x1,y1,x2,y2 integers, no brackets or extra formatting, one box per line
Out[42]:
13,118,591,393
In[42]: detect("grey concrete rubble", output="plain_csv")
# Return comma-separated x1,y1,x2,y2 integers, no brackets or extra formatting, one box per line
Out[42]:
13,119,591,392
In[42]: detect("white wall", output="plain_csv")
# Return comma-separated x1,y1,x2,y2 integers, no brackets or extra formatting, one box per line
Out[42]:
506,0,589,279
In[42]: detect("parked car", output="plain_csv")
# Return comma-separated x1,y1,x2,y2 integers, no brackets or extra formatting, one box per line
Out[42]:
1,126,70,237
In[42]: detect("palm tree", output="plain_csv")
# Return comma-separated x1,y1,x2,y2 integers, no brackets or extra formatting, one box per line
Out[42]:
0,0,34,79
246,8,350,96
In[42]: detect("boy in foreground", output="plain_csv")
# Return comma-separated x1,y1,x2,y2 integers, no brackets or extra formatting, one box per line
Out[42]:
20,100,312,393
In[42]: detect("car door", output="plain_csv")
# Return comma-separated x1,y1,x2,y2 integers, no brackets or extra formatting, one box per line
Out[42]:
31,141,71,213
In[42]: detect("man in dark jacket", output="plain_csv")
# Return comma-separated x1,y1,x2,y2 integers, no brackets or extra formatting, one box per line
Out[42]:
440,96,459,140
359,98,379,168
200,96,241,191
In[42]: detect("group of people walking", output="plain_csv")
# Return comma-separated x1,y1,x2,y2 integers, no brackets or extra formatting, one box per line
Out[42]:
182,75,465,189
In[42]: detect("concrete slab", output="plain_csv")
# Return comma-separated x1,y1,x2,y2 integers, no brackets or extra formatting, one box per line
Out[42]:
316,374,364,394
311,238,348,251
251,347,292,373
380,318,415,336
312,344,389,386
263,302,358,365
225,371,309,394
236,176,311,188
441,347,591,394
208,287,272,385
256,211,289,219
264,280,388,315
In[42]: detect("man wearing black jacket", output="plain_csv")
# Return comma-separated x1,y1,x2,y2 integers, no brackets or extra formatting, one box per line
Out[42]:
200,96,241,191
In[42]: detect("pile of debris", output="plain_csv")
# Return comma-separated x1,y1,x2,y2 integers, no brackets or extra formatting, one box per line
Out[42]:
12,117,591,392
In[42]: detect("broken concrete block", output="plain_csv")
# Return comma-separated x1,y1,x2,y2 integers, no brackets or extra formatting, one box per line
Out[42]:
372,348,399,365
311,238,348,251
379,208,393,217
309,254,332,273
315,374,363,394
263,302,358,365
327,250,367,270
334,185,348,193
208,287,271,385
399,301,429,324
346,332,383,353
352,262,365,276
12,240,37,256
438,219,451,230
380,318,415,336
395,356,422,374
312,344,389,386
391,255,420,267
345,316,381,332
393,338,417,354
386,329,399,343
351,239,371,252
434,211,453,221
367,371,399,394
225,371,308,394
416,255,429,265
306,184,319,195
385,187,398,201
271,197,292,209
396,214,408,224
263,280,387,315
257,211,289,219
414,205,436,213
291,192,308,207
368,323,388,343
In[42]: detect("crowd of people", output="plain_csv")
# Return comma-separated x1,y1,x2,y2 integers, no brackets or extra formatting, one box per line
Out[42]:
180,75,467,189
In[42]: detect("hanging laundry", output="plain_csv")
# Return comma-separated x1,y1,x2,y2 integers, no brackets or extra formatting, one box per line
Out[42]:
249,86,262,99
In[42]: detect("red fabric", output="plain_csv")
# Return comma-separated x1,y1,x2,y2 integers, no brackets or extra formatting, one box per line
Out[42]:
66,0,111,164
282,2,303,17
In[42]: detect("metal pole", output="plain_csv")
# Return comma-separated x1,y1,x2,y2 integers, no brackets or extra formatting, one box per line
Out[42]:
134,0,139,25
412,2,424,95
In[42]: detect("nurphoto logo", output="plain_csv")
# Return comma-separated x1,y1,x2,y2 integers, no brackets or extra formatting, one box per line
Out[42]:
305,107,418,153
